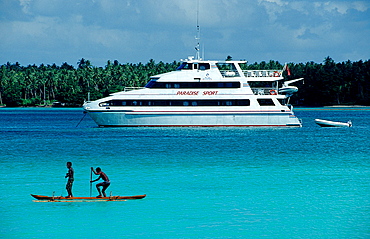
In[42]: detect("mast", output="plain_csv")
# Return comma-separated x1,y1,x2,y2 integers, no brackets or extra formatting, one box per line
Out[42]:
195,0,201,60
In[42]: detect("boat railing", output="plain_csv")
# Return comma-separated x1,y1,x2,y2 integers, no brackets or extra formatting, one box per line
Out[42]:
252,87,278,95
219,70,240,78
124,87,145,92
243,70,281,77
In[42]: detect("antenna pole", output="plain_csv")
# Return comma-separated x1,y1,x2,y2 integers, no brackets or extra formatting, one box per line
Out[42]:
195,0,200,60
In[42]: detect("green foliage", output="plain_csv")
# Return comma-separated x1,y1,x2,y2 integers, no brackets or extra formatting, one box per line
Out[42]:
0,57,369,107
287,57,370,106
0,59,179,106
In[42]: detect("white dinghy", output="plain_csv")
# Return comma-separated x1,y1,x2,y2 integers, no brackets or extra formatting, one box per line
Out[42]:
315,119,352,127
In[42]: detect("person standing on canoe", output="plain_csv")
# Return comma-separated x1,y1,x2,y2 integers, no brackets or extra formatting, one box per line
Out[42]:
65,162,74,198
90,167,110,198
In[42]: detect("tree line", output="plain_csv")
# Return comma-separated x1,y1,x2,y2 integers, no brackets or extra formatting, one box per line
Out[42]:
0,57,369,107
0,59,179,107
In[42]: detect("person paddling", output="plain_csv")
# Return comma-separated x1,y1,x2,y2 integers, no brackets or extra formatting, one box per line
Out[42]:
90,167,110,198
65,162,74,198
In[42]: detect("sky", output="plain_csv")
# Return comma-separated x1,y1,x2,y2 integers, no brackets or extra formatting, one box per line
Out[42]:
1,0,369,67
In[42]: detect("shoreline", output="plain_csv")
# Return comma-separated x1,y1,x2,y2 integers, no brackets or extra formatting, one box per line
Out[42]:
323,105,368,108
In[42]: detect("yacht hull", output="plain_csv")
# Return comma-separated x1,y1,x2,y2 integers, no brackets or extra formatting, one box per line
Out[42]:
87,110,301,127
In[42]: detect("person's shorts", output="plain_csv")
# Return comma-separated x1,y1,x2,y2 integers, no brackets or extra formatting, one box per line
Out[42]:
98,181,110,188
66,178,74,190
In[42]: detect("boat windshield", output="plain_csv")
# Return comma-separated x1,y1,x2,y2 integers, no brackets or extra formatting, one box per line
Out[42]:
145,80,156,88
177,63,193,70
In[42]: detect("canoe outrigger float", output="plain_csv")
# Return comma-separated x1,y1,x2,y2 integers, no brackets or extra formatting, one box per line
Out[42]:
31,194,146,202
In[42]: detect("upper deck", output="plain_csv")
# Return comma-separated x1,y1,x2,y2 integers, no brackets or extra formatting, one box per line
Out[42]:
173,57,283,81
124,57,302,97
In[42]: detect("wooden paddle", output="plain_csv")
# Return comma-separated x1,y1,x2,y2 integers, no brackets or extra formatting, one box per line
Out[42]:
90,168,92,197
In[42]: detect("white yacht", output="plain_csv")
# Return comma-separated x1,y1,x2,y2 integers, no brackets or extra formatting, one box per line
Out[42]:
83,57,303,127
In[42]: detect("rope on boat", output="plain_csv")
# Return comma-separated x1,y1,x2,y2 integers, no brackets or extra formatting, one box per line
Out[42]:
76,111,87,127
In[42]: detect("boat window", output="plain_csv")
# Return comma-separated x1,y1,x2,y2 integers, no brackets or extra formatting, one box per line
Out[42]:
249,82,274,88
176,63,185,70
148,81,240,89
199,63,210,70
257,99,275,106
236,100,250,106
177,63,193,70
145,80,156,88
197,100,219,106
153,101,168,106
170,100,183,106
216,63,237,71
277,98,286,106
99,99,250,107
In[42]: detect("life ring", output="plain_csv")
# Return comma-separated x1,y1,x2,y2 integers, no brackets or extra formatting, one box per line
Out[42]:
269,90,277,95
273,71,280,77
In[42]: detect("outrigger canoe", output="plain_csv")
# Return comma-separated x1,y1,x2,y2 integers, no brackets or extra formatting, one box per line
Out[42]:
31,194,146,201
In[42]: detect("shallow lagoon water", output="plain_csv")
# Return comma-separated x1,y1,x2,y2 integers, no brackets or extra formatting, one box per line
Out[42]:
0,107,369,238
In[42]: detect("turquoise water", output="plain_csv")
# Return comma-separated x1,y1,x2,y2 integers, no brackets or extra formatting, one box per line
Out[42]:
1,108,369,238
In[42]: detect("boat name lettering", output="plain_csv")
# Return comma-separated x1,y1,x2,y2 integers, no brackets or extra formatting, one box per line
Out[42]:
203,91,218,95
177,91,199,95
